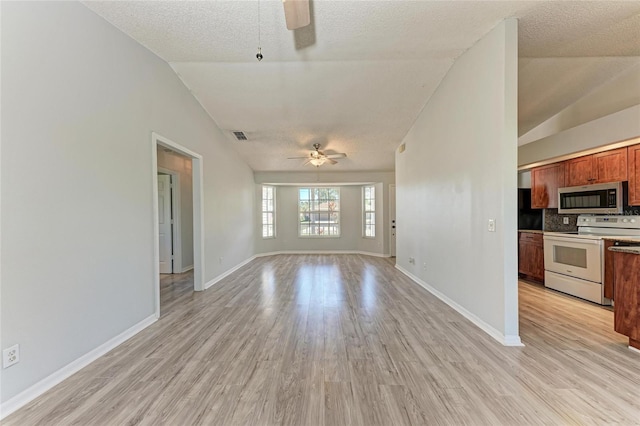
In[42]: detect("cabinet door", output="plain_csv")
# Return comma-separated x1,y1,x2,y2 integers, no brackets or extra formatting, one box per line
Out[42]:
565,155,594,186
518,241,534,276
593,147,628,183
629,144,640,206
518,233,544,281
531,163,565,209
604,239,615,299
613,253,640,340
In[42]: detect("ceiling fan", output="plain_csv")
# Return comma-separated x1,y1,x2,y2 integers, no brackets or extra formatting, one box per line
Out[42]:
288,143,347,167
282,0,311,30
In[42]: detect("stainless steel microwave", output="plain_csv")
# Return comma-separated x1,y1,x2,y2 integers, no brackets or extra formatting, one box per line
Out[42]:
558,182,624,214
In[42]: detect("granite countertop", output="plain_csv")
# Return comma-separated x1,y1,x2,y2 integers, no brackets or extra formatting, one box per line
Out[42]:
603,237,640,243
518,229,544,234
608,246,640,255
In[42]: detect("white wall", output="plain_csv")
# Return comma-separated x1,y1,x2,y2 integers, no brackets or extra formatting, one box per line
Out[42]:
254,172,394,256
395,20,520,344
157,148,194,271
519,64,640,146
1,1,254,405
518,105,640,166
518,64,640,166
518,171,531,188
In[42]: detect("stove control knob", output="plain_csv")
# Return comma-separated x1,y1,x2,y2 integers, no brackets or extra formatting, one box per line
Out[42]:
623,218,629,223
631,219,637,223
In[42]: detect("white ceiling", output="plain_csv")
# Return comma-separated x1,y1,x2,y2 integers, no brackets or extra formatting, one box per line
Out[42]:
84,1,640,172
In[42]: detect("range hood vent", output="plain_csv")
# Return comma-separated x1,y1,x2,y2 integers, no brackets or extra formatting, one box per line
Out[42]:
233,131,248,141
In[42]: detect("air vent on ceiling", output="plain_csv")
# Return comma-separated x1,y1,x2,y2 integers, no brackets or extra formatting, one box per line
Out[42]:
233,131,247,141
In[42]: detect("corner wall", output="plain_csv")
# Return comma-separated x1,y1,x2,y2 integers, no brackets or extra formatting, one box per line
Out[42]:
1,2,254,407
395,19,520,344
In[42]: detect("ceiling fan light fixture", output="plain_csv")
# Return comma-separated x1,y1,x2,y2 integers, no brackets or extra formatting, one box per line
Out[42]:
309,157,327,167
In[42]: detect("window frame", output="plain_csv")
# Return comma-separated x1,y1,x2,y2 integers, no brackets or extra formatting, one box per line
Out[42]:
363,185,376,238
261,185,276,239
298,187,341,238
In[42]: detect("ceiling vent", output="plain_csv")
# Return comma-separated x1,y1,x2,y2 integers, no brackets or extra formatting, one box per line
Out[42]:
232,131,248,141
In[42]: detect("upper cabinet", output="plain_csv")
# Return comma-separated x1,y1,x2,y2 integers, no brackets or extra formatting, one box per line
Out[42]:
531,162,565,209
565,147,628,187
629,144,640,206
565,155,594,186
593,148,628,184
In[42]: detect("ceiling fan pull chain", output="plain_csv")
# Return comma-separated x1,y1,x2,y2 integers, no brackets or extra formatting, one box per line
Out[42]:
256,0,263,61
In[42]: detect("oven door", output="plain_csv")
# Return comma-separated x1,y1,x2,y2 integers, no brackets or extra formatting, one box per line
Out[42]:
543,235,602,283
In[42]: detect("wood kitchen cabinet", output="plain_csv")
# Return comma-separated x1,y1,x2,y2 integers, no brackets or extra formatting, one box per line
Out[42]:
565,147,628,187
565,155,595,186
604,239,615,299
518,232,544,282
593,148,628,183
613,250,640,351
531,163,565,209
628,144,640,206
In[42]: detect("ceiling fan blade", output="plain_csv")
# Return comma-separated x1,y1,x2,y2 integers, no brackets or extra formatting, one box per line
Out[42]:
325,153,347,159
326,158,338,165
287,156,311,159
283,0,310,30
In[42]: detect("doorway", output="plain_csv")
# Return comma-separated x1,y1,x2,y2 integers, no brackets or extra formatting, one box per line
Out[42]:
157,172,174,274
152,132,205,318
389,184,396,257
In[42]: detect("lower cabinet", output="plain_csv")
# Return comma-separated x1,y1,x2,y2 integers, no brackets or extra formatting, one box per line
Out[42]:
604,239,615,299
518,232,544,282
613,251,640,350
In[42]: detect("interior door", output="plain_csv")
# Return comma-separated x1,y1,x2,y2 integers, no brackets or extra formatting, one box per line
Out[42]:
389,184,396,257
158,174,173,274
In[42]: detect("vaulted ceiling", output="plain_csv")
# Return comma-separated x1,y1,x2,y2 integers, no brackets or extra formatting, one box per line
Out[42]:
84,1,640,172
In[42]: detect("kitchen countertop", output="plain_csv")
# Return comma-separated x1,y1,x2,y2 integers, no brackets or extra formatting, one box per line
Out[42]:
603,237,640,243
518,229,544,234
608,246,640,255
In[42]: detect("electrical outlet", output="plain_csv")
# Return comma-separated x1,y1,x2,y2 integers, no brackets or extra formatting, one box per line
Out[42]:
488,219,496,232
3,344,19,369
563,217,569,225
423,262,427,271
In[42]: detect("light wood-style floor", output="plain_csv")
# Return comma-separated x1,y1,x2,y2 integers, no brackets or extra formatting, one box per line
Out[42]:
5,254,640,425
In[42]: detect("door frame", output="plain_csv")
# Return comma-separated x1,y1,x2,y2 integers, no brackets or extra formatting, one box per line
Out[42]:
152,132,205,319
157,168,182,274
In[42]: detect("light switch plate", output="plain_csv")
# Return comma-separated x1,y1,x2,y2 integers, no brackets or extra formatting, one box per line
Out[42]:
488,219,496,232
563,217,569,225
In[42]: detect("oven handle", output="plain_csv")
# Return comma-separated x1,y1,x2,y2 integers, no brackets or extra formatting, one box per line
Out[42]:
543,236,602,246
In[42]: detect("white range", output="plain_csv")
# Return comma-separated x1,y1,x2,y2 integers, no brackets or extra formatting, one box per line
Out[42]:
543,215,640,305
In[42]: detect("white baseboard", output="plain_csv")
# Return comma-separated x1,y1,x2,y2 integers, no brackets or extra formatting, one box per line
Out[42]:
0,314,158,420
204,256,257,290
254,250,391,258
181,264,194,273
395,265,523,347
629,345,640,355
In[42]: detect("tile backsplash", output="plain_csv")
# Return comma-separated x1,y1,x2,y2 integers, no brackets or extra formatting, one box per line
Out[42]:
543,209,579,232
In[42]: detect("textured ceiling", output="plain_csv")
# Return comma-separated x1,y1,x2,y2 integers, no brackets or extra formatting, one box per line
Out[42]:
84,1,640,172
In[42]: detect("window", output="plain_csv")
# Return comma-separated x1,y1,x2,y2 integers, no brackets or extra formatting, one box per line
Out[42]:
262,186,275,238
363,186,375,237
299,187,340,237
